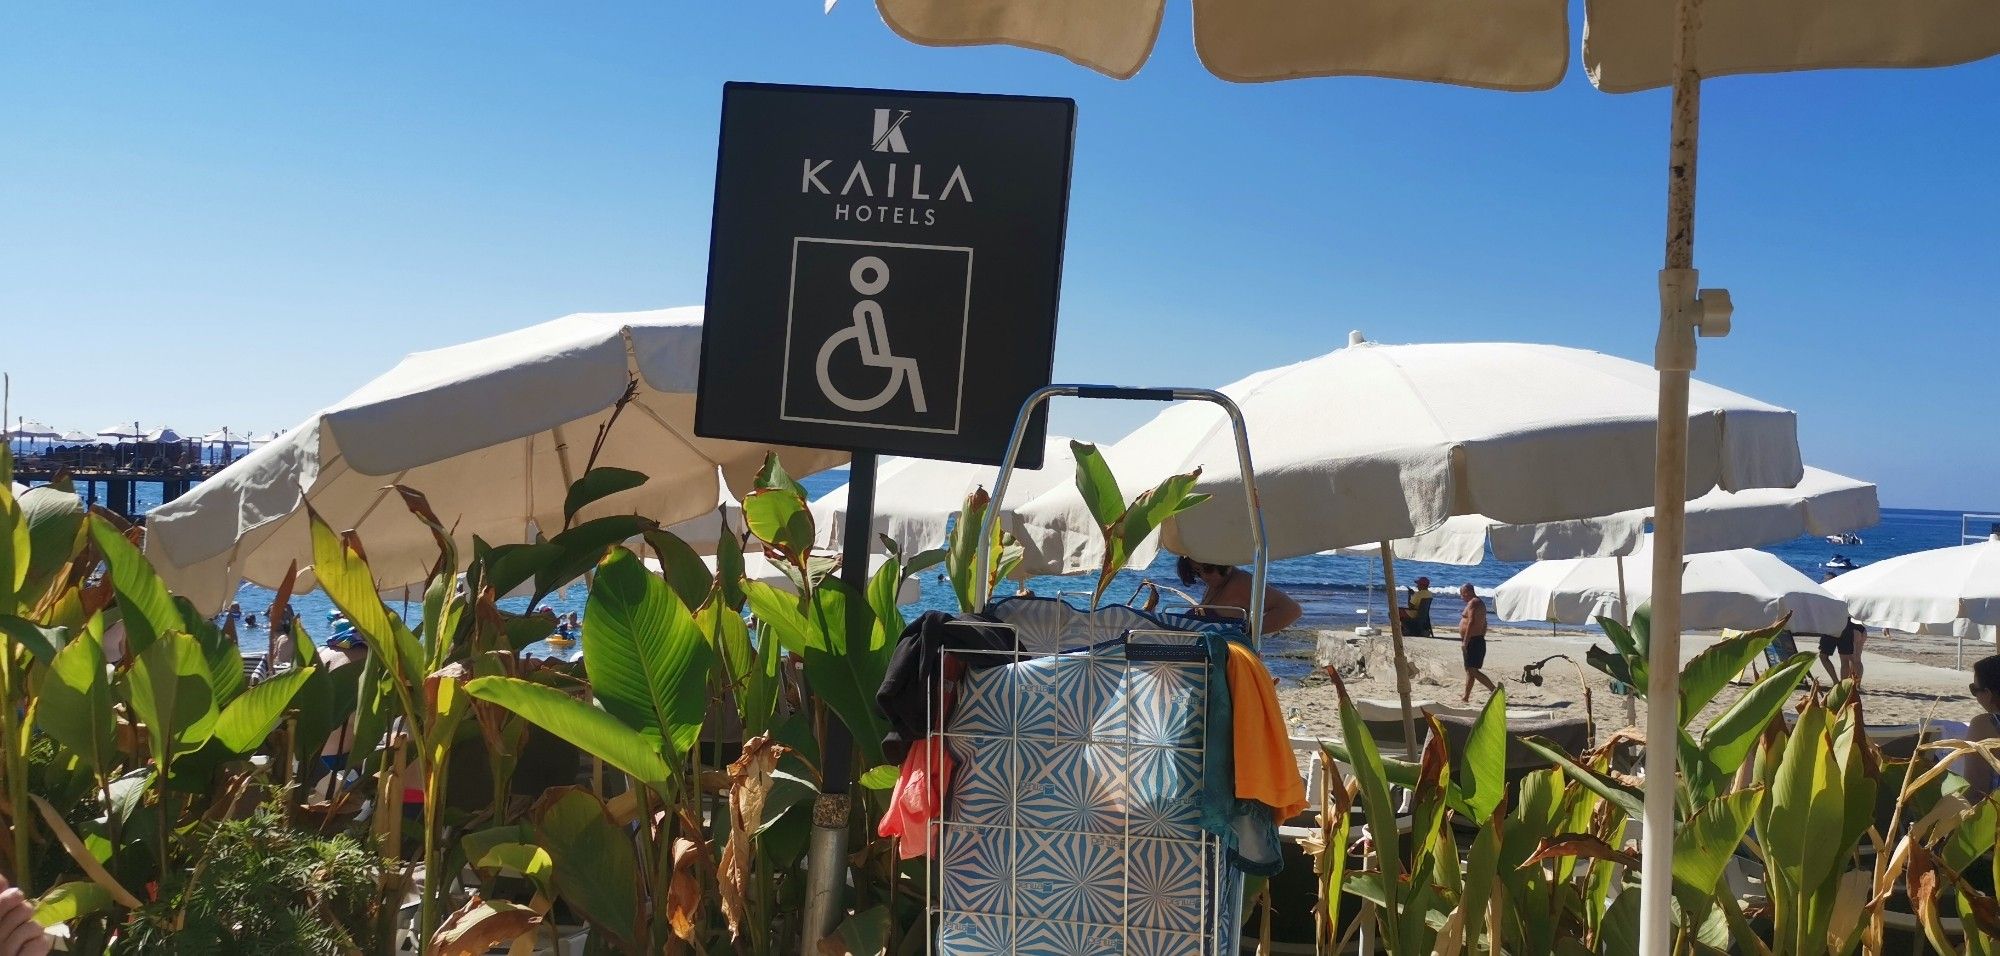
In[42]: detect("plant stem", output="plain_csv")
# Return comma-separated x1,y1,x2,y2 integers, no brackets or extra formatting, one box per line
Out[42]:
420,738,447,953
0,655,29,892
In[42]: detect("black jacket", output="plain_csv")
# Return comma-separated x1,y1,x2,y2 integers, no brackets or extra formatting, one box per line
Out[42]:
875,610,1018,763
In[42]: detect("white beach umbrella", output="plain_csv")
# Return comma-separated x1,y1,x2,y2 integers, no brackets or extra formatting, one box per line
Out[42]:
200,428,238,445
5,420,60,440
1824,535,2000,659
57,430,91,443
1386,466,1876,566
97,422,145,441
143,307,847,614
808,435,1079,559
142,427,183,443
1008,335,1800,575
1495,538,1850,637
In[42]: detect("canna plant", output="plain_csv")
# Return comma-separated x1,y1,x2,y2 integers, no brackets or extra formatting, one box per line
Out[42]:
1067,441,1210,607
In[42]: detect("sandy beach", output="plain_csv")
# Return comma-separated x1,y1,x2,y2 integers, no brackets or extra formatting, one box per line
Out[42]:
1275,623,1985,741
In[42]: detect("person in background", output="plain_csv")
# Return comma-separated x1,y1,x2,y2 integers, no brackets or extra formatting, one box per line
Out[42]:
1965,655,2000,799
1458,583,1497,702
1816,618,1863,685
1176,556,1303,634
0,874,52,956
243,613,258,631
221,601,242,631
1398,576,1434,633
564,611,582,639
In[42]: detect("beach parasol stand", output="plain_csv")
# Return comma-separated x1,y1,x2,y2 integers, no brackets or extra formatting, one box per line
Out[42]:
143,307,846,614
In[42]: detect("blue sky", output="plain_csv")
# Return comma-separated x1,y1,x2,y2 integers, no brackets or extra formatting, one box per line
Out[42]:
3,3,1994,509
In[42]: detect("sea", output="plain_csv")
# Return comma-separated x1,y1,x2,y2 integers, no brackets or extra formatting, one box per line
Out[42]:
102,468,1991,683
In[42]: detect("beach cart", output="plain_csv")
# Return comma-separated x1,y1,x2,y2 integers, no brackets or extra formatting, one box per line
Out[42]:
927,385,1268,955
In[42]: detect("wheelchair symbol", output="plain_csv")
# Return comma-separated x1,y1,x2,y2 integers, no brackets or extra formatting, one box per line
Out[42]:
814,255,928,414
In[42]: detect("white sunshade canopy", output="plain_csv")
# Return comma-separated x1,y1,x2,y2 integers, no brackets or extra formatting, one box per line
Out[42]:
97,423,146,440
1010,336,1801,575
143,427,183,443
1380,465,1878,566
57,430,91,443
808,436,1079,560
1824,536,2000,632
5,420,61,439
1494,537,1850,636
144,307,848,614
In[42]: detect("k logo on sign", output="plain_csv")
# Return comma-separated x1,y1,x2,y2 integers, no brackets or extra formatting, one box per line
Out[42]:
870,108,910,153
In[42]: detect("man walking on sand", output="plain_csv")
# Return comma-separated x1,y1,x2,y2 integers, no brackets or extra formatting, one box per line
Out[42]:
1458,583,1497,702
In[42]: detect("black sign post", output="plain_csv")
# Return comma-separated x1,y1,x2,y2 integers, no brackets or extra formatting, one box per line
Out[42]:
696,83,1074,949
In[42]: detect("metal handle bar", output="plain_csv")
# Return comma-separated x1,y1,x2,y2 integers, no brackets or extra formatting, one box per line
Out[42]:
975,384,1270,641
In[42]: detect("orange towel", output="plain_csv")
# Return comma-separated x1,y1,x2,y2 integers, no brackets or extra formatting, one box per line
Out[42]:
1225,641,1307,822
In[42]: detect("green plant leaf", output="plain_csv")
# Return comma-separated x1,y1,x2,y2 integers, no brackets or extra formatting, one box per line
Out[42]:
583,548,713,761
1674,786,1762,904
0,614,67,664
642,528,714,611
464,676,670,790
1460,686,1509,821
179,598,246,709
32,881,114,927
533,514,657,605
754,452,807,498
944,489,992,613
713,508,746,611
483,541,563,604
306,507,425,693
213,665,315,755
291,659,363,769
39,630,117,779
703,602,773,739
19,478,85,600
562,467,648,523
800,578,889,768
859,765,900,790
1519,736,1643,819
1584,642,1635,688
1701,652,1816,782
826,904,892,955
743,487,815,563
743,580,821,654
471,842,554,898
1335,690,1403,943
532,787,642,952
1069,441,1125,532
127,631,218,760
0,469,25,604
1679,621,1783,726
865,551,907,650
86,517,184,657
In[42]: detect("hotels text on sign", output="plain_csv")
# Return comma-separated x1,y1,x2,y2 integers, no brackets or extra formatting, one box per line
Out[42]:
697,83,1075,467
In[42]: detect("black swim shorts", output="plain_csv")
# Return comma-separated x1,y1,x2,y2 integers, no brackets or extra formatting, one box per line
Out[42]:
1463,636,1488,670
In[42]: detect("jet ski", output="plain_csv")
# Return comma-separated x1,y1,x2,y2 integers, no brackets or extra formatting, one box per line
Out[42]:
1822,554,1858,572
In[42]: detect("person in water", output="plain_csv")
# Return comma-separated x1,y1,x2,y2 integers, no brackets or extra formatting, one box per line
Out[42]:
1175,556,1302,634
1458,583,1498,702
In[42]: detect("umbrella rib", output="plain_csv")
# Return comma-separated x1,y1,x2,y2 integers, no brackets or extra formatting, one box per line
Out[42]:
627,397,721,468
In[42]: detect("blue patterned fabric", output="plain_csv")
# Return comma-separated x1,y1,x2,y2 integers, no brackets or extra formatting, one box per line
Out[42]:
937,602,1244,954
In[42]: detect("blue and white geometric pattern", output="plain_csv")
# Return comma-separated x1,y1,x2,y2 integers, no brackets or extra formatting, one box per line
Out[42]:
937,606,1242,954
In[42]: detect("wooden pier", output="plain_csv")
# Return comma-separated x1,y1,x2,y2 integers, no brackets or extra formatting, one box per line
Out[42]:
13,443,226,519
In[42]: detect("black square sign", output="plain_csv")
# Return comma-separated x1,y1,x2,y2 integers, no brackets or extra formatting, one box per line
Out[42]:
697,83,1075,468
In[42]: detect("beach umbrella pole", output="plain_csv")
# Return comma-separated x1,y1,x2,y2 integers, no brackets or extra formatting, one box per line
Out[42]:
1378,543,1419,758
1641,0,1735,948
800,453,875,952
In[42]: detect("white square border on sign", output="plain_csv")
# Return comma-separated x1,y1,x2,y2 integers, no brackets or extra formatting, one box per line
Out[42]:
777,235,975,436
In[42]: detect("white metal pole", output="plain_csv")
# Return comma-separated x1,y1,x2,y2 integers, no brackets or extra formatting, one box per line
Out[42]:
1639,0,1705,949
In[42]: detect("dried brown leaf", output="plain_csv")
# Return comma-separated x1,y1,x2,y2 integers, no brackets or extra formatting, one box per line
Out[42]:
430,894,542,956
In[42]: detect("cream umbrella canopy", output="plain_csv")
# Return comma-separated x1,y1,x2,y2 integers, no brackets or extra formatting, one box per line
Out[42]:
1495,536,1850,637
1824,535,2000,662
1007,335,1801,575
143,307,847,615
807,435,1079,559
